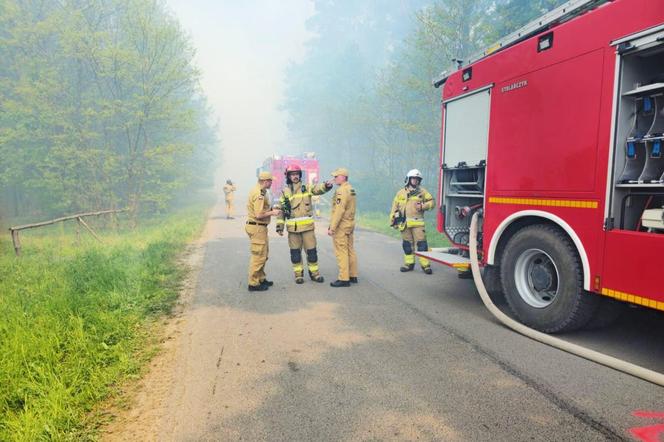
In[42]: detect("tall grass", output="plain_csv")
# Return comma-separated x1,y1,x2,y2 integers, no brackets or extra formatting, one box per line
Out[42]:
0,207,207,440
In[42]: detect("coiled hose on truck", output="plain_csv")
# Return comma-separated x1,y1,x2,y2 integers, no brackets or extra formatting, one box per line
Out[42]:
468,212,664,387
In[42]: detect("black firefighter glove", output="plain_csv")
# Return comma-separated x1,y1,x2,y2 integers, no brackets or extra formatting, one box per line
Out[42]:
391,210,406,230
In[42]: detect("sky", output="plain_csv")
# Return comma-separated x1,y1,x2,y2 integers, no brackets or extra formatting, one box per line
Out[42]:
166,0,315,192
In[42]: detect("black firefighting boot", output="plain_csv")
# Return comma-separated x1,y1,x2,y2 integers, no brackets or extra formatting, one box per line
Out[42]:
422,266,433,275
295,271,304,284
248,284,268,292
400,264,415,272
309,271,324,283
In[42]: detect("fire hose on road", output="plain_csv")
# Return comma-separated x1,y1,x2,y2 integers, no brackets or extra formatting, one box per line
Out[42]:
468,212,664,387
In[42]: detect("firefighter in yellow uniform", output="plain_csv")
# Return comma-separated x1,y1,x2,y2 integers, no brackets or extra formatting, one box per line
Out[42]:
327,168,358,287
246,171,281,292
276,164,334,284
390,169,434,274
223,179,236,219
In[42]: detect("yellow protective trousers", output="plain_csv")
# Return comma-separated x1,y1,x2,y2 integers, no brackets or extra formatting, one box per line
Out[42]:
246,224,269,286
333,228,358,281
287,230,320,277
401,224,430,268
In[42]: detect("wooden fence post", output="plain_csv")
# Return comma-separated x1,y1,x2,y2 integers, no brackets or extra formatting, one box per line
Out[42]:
76,218,81,245
10,229,21,256
77,217,103,243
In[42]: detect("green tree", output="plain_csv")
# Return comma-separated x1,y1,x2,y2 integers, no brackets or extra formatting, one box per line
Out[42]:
282,0,569,213
0,0,218,222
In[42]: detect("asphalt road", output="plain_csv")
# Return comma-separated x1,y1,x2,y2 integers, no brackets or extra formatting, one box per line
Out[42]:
108,204,664,441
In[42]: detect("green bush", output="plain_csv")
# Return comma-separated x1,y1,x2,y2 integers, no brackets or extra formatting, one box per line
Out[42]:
0,208,206,440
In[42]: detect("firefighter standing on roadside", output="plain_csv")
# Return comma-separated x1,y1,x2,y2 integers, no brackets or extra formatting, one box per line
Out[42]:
223,179,236,219
276,165,334,284
390,169,434,274
246,171,281,292
328,168,358,287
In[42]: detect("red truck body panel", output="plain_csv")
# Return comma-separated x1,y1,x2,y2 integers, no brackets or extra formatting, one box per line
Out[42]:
437,0,664,310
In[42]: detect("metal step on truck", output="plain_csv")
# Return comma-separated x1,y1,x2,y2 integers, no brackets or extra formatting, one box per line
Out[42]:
418,0,664,333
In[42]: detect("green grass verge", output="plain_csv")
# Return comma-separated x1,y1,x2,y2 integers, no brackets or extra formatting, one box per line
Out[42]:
356,211,450,248
0,206,208,440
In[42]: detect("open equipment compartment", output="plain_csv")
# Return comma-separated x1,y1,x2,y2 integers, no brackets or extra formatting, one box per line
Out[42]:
441,87,491,246
611,28,664,232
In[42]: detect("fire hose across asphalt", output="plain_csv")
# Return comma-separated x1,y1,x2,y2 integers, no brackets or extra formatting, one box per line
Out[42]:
468,212,664,387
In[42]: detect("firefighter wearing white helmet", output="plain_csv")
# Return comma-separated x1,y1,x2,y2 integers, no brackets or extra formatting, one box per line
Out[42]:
390,169,434,274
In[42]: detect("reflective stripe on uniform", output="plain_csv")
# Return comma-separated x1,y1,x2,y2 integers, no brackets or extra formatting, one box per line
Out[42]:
287,192,312,200
286,216,314,226
406,219,425,227
404,254,415,265
308,263,319,273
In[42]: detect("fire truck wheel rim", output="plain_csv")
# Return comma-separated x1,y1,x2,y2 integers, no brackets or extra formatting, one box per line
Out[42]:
514,248,560,309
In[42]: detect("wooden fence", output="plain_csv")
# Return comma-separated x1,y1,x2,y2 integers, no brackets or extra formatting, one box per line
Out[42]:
8,208,128,256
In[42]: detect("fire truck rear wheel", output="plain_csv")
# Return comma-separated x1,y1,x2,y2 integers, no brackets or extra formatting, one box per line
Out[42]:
500,224,600,333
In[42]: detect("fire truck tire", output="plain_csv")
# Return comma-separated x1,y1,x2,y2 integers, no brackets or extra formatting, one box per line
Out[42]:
500,224,600,333
481,265,505,305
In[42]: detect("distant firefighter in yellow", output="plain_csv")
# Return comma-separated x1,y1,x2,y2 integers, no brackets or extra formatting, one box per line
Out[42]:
223,179,236,219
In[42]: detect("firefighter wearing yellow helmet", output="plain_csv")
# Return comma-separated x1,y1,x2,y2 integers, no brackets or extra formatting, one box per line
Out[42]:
390,169,434,274
245,171,281,292
276,164,334,284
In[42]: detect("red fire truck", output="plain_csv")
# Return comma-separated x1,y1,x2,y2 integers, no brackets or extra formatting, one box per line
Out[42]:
258,153,321,193
418,0,664,332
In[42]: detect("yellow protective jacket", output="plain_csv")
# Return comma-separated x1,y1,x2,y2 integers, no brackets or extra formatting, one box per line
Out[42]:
390,186,434,228
277,182,332,232
247,184,271,225
330,182,356,233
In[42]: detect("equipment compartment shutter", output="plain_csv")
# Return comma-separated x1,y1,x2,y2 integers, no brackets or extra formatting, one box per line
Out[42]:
444,88,491,168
